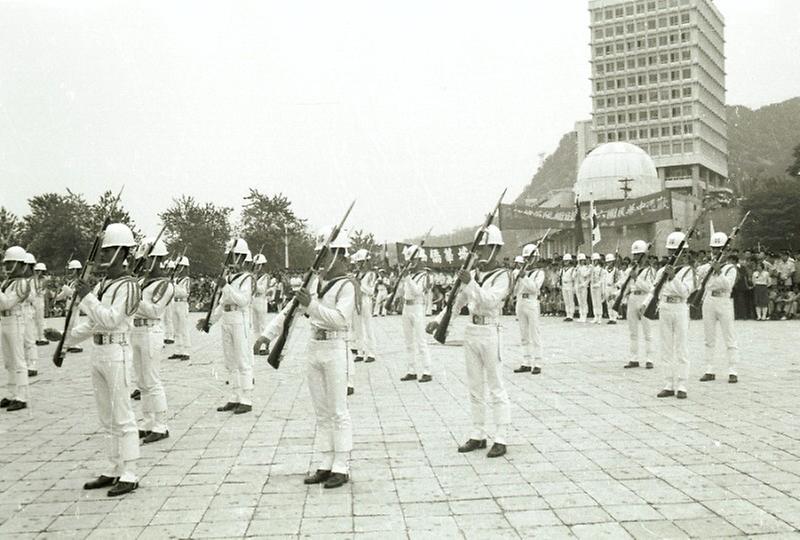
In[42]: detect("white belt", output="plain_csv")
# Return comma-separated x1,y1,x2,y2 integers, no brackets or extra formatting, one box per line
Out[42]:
710,291,729,298
663,296,684,304
520,293,538,300
471,314,499,326
133,318,159,328
93,333,128,345
405,300,422,306
223,305,239,312
0,308,23,317
173,298,187,302
312,328,344,341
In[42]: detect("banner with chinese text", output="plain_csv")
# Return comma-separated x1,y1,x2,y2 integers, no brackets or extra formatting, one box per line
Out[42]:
395,242,473,269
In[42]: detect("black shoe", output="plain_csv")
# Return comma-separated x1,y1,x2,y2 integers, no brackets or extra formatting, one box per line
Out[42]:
532,367,542,375
27,370,37,377
233,403,252,415
350,348,358,355
487,443,507,458
400,373,417,382
624,361,640,369
143,430,169,444
347,387,354,396
6,400,27,411
645,362,654,369
365,356,375,363
699,373,715,382
36,340,49,346
84,475,118,490
0,397,10,408
513,366,531,373
304,469,331,485
676,391,687,399
458,439,487,453
354,356,364,363
324,472,349,489
607,320,617,325
216,402,238,412
164,339,175,345
419,374,432,383
130,389,141,400
728,374,738,384
257,350,268,356
180,355,190,361
657,390,675,398
168,354,180,359
67,347,83,353
138,430,151,439
563,317,573,322
108,480,138,497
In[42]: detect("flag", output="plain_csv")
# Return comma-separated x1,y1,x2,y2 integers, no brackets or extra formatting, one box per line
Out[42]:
590,197,601,247
573,195,585,248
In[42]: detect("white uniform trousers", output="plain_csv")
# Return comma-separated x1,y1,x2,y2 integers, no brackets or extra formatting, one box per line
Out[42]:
173,300,191,356
306,338,352,474
659,302,690,392
221,313,253,406
355,297,376,358
373,290,387,316
577,285,589,322
702,297,739,376
590,286,603,323
562,286,575,318
605,290,619,322
131,325,168,433
33,296,45,341
91,342,139,482
163,304,175,341
251,297,269,337
516,298,543,369
464,324,511,444
627,293,654,363
401,304,431,376
23,306,38,370
1,314,29,401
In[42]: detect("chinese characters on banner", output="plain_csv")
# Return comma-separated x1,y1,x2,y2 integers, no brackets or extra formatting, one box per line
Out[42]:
395,242,474,269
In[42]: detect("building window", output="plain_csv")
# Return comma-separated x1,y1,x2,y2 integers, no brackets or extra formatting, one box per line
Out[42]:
597,65,605,74
595,29,604,39
661,142,671,154
682,68,692,79
618,78,625,88
672,142,682,154
639,128,648,138
647,2,656,11
628,112,637,122
639,111,648,121
672,106,681,117
684,140,694,152
616,25,624,35
615,7,624,17
671,88,680,99
659,35,668,46
597,133,606,143
650,109,659,120
681,50,691,60
639,92,647,102
597,116,606,126
608,132,617,141
650,144,660,156
647,19,656,30
649,73,658,84
629,130,638,140
658,0,667,8
650,127,659,137
627,59,636,69
672,124,681,135
626,23,634,33
681,13,690,24
628,76,636,86
669,33,678,44
661,126,670,136
636,3,645,14
626,5,634,16
669,15,679,26
608,115,616,124
596,82,604,91
618,131,627,141
660,89,670,100
660,71,669,81
618,114,626,123
658,17,667,28
681,31,690,42
596,98,605,109
616,61,625,70
682,86,692,97
605,27,614,37
683,104,693,115
616,42,625,52
605,9,614,19
637,57,646,67
684,123,693,133
595,46,604,56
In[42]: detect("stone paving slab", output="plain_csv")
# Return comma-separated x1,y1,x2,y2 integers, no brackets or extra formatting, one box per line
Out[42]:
1,314,800,538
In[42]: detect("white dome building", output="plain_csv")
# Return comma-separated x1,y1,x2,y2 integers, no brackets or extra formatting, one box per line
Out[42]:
575,142,660,202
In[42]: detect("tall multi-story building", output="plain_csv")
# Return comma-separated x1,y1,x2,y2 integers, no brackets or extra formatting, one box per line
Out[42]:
587,0,727,197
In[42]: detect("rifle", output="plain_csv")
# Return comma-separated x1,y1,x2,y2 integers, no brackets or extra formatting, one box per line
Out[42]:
433,188,507,344
642,209,707,321
691,210,751,309
266,200,356,369
200,239,238,333
385,227,433,308
611,243,652,313
53,185,124,367
170,246,188,280
137,225,168,279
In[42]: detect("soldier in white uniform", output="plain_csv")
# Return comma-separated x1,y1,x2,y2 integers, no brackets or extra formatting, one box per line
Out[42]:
698,232,739,384
32,262,49,345
21,253,39,377
575,253,591,323
646,232,696,399
351,249,377,364
197,238,255,414
255,228,356,489
1,246,32,412
55,260,85,353
430,225,511,458
251,253,270,347
399,246,433,383
624,241,656,369
560,254,576,321
131,237,174,444
60,223,142,496
162,261,176,346
169,256,191,360
513,244,545,375
589,253,605,324
603,254,620,325
373,270,389,316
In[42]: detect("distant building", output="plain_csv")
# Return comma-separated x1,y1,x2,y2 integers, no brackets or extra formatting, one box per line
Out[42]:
587,0,728,197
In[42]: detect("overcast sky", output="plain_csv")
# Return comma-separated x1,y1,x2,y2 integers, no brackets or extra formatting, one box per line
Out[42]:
2,0,798,242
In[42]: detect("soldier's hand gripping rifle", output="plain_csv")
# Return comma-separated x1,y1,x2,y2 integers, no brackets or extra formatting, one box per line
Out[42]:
504,228,551,312
642,209,707,321
611,243,652,314
199,240,237,333
691,210,751,309
433,188,507,345
266,200,356,370
52,185,125,367
385,227,433,309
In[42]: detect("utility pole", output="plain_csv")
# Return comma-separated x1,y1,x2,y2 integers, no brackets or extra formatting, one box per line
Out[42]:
284,223,289,269
618,177,634,199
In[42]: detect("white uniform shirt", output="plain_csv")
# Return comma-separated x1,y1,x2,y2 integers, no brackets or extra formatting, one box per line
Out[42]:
590,265,605,290
516,268,545,300
174,276,191,300
697,262,737,295
359,270,377,300
68,276,141,344
655,265,696,301
254,274,270,298
575,264,591,288
402,270,429,303
560,266,575,288
453,268,511,319
210,272,254,324
0,277,30,312
632,266,657,294
136,277,174,320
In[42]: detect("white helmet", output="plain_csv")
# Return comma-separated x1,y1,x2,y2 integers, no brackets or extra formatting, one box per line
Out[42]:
2,246,27,263
522,243,538,258
34,262,47,271
710,231,728,248
514,255,525,264
576,253,587,261
178,256,190,267
244,250,253,263
666,231,686,250
351,249,371,263
165,260,177,269
631,240,648,255
253,254,267,265
403,244,424,260
101,223,136,248
227,238,250,255
315,226,350,252
24,252,36,265
476,224,504,246
562,253,573,262
591,252,601,261
136,237,168,259
67,260,83,270
605,253,615,263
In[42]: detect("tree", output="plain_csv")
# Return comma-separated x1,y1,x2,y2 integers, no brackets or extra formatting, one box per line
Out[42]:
350,229,377,254
19,192,93,271
239,189,315,271
87,189,138,239
0,207,21,248
741,177,800,251
787,143,800,177
159,196,233,276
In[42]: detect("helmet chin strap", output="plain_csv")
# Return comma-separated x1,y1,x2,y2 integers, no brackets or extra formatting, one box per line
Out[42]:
325,249,340,275
99,247,123,270
477,245,499,268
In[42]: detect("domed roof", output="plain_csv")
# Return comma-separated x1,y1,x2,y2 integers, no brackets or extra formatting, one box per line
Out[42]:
575,142,660,202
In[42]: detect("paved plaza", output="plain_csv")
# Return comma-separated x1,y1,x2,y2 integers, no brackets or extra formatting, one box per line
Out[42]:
2,314,800,539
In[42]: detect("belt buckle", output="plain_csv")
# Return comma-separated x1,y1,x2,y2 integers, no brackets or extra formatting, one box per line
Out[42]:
313,328,328,340
471,315,486,325
521,293,530,299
